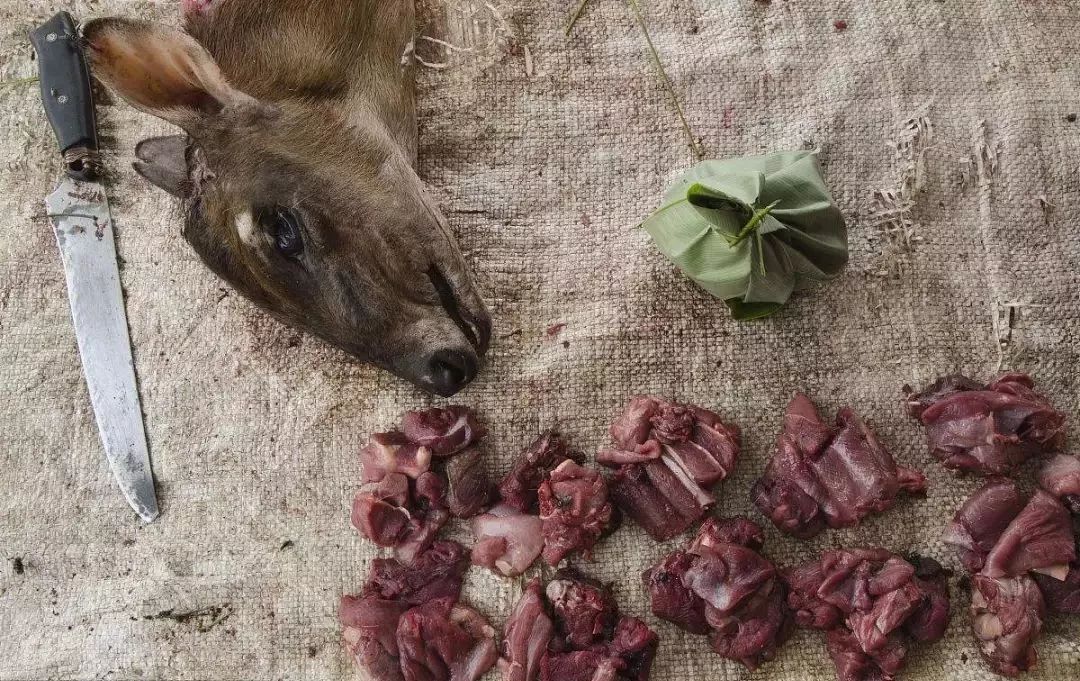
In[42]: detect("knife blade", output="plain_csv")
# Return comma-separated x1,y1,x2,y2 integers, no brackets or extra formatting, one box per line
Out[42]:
31,12,159,522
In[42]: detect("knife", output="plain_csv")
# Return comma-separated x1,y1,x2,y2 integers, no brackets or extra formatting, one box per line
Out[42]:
30,12,159,522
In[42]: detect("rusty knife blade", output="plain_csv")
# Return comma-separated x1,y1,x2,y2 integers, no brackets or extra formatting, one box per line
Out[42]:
46,177,159,522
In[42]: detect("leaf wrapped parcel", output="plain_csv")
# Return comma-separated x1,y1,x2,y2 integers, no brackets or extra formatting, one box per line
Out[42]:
641,151,848,320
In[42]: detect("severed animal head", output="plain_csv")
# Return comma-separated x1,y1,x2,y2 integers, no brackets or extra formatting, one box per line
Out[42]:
79,14,490,396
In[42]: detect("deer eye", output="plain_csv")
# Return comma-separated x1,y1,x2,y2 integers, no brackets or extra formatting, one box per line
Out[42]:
272,209,304,257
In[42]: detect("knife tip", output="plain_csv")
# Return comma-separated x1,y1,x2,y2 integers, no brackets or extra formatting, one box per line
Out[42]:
135,500,160,523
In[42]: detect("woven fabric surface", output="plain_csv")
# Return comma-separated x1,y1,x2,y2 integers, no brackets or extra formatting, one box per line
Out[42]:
1,0,1078,679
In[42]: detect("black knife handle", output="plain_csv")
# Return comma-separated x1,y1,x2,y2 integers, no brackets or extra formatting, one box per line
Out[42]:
29,12,100,181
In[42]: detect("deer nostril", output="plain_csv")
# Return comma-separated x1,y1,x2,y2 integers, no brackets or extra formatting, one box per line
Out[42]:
428,349,478,397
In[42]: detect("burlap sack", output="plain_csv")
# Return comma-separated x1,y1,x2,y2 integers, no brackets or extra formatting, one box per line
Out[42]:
1,1,1077,679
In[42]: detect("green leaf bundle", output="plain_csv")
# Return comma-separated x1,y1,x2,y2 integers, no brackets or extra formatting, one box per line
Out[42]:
642,151,848,320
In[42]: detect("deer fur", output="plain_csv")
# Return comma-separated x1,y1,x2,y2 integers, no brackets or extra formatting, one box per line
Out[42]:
81,0,491,396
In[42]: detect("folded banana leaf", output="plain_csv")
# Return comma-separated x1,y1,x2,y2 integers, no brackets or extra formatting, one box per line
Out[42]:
641,150,848,320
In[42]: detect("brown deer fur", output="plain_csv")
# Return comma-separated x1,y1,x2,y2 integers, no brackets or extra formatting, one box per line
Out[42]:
80,1,490,396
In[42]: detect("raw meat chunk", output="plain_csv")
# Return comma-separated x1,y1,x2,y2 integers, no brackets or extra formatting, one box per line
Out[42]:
1032,561,1080,614
471,503,544,577
752,394,926,539
825,627,906,681
499,579,554,681
445,449,494,519
352,473,413,547
643,517,791,670
606,616,659,681
906,373,1066,476
501,570,658,681
1036,453,1080,514
395,507,451,565
970,574,1045,677
606,395,740,487
784,549,950,680
361,432,433,483
546,570,618,649
642,551,710,635
601,396,740,540
341,595,407,681
397,597,498,681
365,541,469,606
942,478,1026,573
981,490,1075,580
402,406,485,457
608,461,710,541
538,460,615,565
499,432,575,513
340,542,469,681
539,650,620,681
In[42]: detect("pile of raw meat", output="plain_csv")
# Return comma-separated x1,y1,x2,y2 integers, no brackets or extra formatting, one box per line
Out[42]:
596,395,741,540
352,408,617,578
908,373,1076,678
785,550,951,681
501,570,658,681
340,372,1074,681
643,516,791,669
339,540,498,681
751,393,927,539
473,431,616,575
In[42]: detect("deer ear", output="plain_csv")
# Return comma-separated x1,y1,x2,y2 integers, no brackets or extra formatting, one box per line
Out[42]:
82,18,254,127
134,136,189,198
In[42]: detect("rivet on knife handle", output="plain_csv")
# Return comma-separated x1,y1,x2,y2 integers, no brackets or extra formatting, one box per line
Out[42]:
29,11,100,181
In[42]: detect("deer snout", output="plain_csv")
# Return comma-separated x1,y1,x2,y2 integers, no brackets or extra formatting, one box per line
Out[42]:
427,347,480,397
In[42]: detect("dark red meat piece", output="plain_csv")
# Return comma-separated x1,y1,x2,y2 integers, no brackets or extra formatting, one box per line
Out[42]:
340,542,469,681
445,449,494,519
364,541,469,606
707,576,791,670
1037,453,1080,514
546,570,618,649
753,395,926,539
942,478,1026,573
1032,560,1080,614
500,579,554,681
906,372,1066,476
982,489,1075,580
784,548,950,680
361,431,433,483
470,503,543,577
352,474,413,547
825,627,907,681
970,574,1045,677
606,395,741,487
499,432,574,513
401,406,485,457
341,595,407,681
642,551,710,634
538,460,615,565
903,374,983,419
601,397,740,540
595,441,661,467
356,408,488,556
539,650,621,681
609,395,658,448
643,517,790,669
686,542,774,617
606,616,659,681
608,461,709,541
396,510,450,565
901,556,951,643
397,597,498,681
508,570,658,681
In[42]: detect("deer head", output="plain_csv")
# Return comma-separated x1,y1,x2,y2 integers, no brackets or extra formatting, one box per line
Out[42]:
80,11,490,396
